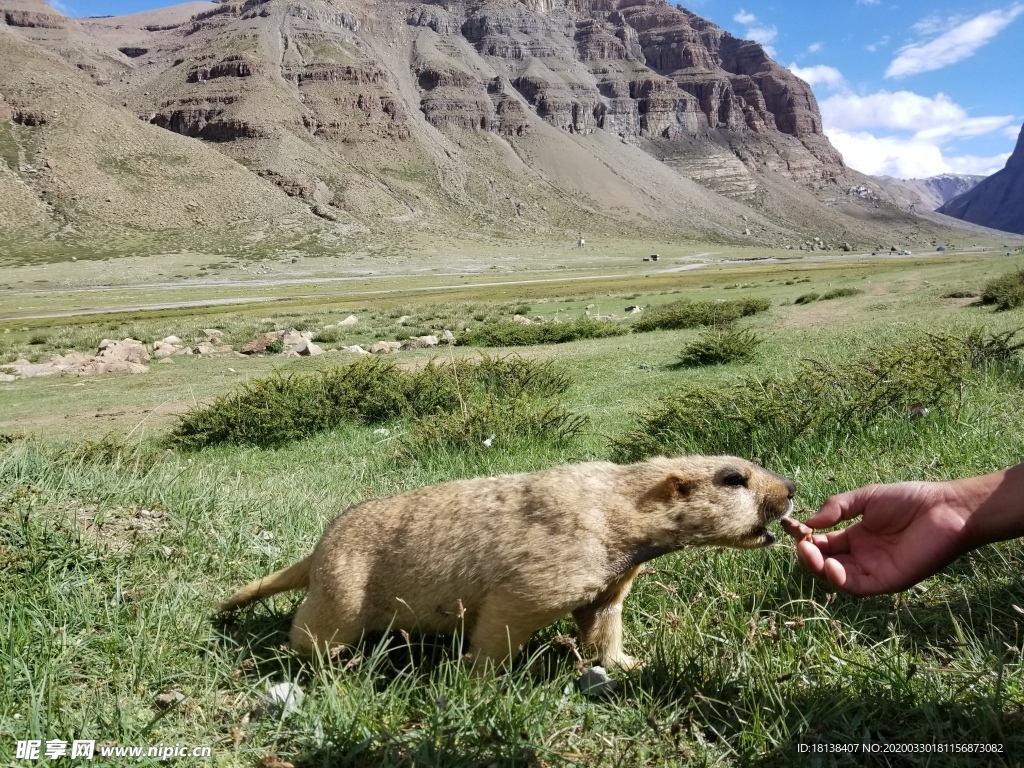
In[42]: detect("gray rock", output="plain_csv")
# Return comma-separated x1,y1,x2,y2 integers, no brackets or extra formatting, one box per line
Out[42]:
259,682,304,719
577,666,617,696
155,691,185,709
338,315,359,326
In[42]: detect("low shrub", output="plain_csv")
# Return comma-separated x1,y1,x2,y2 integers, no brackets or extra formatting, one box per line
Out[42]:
169,355,580,449
632,298,770,333
941,290,978,299
821,288,864,300
794,293,819,305
402,398,587,459
611,330,1015,464
981,268,1024,310
675,327,762,367
458,318,627,347
312,327,342,344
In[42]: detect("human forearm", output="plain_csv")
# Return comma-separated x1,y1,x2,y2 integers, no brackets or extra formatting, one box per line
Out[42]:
953,463,1024,550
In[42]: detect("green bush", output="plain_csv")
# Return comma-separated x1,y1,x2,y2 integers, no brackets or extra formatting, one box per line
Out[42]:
611,330,1013,464
403,397,587,459
794,293,820,305
632,297,770,333
675,327,763,367
312,327,342,344
821,288,864,300
981,268,1024,310
458,318,627,347
169,355,581,449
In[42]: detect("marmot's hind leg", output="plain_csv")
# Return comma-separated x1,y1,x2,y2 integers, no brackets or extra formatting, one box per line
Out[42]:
289,596,362,656
468,593,564,674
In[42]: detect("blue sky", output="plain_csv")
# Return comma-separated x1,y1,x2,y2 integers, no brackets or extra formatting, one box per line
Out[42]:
53,0,1024,179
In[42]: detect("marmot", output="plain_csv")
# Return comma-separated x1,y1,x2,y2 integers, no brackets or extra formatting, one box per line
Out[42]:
220,455,795,671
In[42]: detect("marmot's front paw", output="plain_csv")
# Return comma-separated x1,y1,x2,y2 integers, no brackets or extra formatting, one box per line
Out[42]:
605,654,644,672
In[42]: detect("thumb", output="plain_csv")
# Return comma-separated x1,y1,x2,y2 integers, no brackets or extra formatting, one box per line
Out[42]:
807,486,874,529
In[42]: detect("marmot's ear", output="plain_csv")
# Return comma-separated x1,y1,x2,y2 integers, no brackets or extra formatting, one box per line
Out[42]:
644,472,696,505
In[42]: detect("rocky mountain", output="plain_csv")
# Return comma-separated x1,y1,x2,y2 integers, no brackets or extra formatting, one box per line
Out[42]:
878,173,986,212
937,123,1024,235
1,0,948,255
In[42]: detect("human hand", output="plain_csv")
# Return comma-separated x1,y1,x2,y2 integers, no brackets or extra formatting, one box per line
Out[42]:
795,481,974,597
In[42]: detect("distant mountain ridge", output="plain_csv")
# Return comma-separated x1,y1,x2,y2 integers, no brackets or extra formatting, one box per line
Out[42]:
0,0,967,254
938,123,1024,235
877,173,986,212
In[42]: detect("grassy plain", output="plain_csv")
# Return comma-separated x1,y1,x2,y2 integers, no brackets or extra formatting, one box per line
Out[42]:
2,250,1024,766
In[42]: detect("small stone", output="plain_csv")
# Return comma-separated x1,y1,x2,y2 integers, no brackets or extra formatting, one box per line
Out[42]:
577,666,617,696
338,315,359,326
259,682,304,719
155,691,185,709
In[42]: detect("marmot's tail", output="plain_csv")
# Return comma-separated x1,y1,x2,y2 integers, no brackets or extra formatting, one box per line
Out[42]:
218,557,312,612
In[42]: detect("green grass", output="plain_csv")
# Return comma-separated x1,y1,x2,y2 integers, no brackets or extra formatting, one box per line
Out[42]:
4,255,1024,766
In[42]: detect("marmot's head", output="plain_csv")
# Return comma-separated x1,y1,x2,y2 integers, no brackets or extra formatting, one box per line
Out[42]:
638,456,795,550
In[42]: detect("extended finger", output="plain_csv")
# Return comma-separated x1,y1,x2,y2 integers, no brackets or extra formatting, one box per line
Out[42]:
822,557,848,590
796,539,824,574
807,486,877,528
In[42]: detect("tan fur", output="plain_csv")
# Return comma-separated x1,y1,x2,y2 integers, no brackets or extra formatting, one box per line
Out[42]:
220,456,794,671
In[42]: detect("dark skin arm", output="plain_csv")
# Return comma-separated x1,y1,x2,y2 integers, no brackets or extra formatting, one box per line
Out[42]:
796,464,1024,597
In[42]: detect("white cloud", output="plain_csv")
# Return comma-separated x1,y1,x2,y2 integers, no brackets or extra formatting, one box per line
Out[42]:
807,42,823,53
857,0,881,5
48,0,74,14
746,25,777,45
731,10,777,55
820,91,1014,136
826,130,1009,177
1006,124,1024,140
807,79,1016,177
788,63,845,90
886,4,1024,78
866,35,890,53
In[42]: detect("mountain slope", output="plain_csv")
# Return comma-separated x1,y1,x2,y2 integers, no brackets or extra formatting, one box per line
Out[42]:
878,173,986,212
0,0,962,255
938,123,1024,235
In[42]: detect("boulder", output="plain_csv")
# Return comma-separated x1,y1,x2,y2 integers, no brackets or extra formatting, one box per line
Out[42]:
98,338,149,364
153,341,179,359
370,341,402,354
512,314,533,325
294,340,324,356
194,342,218,356
201,329,224,342
341,344,370,355
338,315,359,326
161,335,183,345
440,330,456,345
240,334,279,354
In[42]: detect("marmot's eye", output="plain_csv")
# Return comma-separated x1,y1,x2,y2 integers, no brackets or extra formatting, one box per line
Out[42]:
716,468,749,487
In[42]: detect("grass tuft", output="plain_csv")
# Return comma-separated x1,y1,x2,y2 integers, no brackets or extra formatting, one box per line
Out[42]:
611,330,1017,464
168,355,581,450
458,318,627,347
981,268,1024,310
675,327,763,368
821,288,864,300
632,297,770,333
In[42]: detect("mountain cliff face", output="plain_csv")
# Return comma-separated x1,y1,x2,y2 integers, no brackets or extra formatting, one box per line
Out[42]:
938,124,1024,235
2,0,931,254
